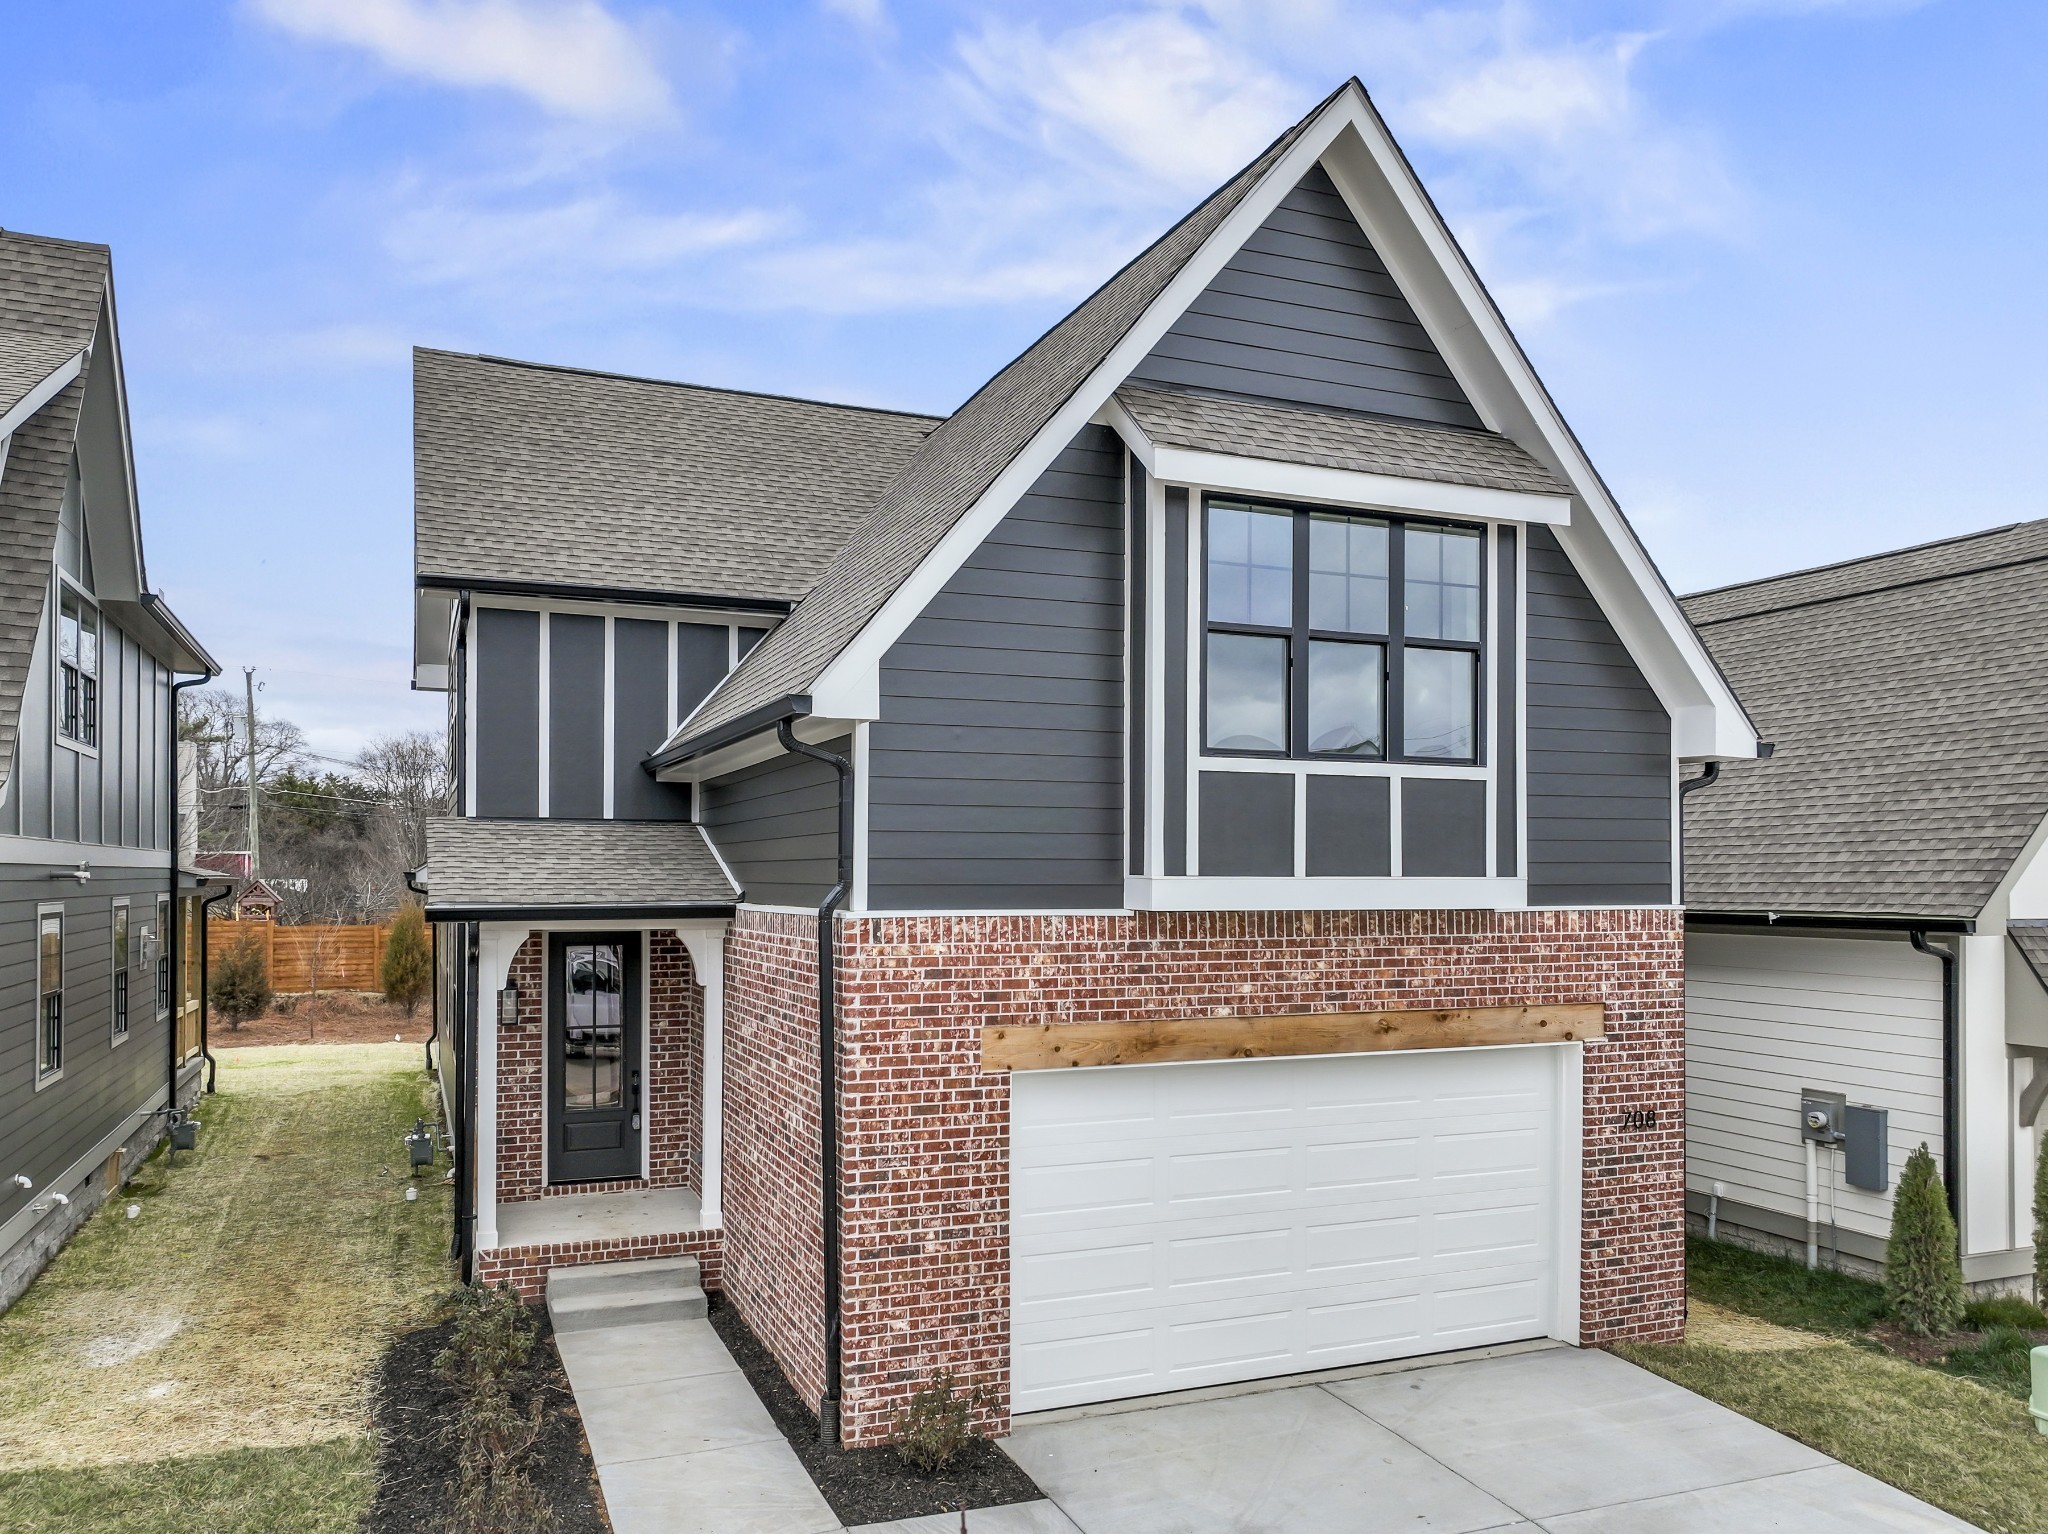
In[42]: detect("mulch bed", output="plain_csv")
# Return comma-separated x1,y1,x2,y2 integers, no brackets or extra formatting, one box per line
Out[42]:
215,991,432,1049
707,1292,1043,1526
364,1305,609,1534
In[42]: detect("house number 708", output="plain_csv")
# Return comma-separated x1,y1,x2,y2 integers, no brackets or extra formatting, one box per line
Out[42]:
1616,1108,1659,1131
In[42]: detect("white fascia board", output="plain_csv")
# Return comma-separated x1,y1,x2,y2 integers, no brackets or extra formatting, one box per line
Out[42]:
1316,118,1758,762
1127,874,1530,911
652,711,853,784
808,91,1361,723
414,589,457,687
1149,446,1570,525
0,349,85,439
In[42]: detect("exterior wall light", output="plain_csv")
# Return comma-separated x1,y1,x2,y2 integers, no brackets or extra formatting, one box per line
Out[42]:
497,979,520,1029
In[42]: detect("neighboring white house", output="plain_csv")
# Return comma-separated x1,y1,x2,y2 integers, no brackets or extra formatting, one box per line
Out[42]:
1682,519,2048,1292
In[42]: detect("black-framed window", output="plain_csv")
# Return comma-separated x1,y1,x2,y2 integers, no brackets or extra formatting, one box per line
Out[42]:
111,902,130,1042
1203,499,1483,764
38,911,63,1080
154,897,172,1021
58,587,99,748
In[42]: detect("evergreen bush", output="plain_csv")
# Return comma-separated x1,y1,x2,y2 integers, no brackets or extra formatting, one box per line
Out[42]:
1885,1142,1966,1335
381,902,432,1019
209,926,272,1031
2034,1128,2048,1304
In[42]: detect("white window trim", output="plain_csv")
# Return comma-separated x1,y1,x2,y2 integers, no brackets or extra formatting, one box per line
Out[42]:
1126,874,1528,912
110,896,131,1047
35,902,65,1090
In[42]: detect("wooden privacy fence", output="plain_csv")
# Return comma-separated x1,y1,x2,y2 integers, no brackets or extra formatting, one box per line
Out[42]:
206,921,394,994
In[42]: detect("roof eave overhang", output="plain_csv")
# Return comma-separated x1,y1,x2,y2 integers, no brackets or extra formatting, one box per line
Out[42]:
136,592,220,675
425,901,738,924
0,348,86,439
1685,909,1977,935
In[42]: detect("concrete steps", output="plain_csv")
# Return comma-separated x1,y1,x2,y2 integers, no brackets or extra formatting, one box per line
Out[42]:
546,1255,705,1334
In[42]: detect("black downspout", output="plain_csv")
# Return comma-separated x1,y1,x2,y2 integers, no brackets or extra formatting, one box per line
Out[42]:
168,672,213,1112
457,923,480,1275
1678,761,1720,797
198,883,232,1094
404,866,433,1074
777,718,853,1445
1909,929,1963,1226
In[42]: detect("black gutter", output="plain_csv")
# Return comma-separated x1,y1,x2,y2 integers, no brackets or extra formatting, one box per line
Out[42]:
140,591,222,675
418,573,794,616
776,717,852,1445
1678,761,1719,796
1686,911,1976,935
425,901,737,924
1910,929,1963,1225
168,671,215,1115
645,695,813,775
197,880,233,1094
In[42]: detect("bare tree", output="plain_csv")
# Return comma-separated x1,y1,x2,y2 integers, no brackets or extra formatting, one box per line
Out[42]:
354,731,451,873
178,686,305,854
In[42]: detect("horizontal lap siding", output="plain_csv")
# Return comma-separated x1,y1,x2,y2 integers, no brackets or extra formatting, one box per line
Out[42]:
1525,526,1672,906
1685,931,1944,1241
868,427,1125,910
1128,165,1483,430
699,739,848,908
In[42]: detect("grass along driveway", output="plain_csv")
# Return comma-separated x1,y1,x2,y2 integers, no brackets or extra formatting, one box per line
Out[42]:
0,1043,451,1534
1618,1240,2048,1534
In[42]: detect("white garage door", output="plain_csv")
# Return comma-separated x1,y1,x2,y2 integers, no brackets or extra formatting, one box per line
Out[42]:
1011,1046,1566,1413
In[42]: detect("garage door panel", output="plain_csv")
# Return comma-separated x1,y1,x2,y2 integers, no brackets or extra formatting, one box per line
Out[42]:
1012,1047,1565,1412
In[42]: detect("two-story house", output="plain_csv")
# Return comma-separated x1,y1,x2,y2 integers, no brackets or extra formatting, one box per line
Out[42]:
413,80,1757,1447
0,231,219,1311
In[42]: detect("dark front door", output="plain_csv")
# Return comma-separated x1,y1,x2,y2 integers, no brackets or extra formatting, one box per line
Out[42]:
548,933,642,1184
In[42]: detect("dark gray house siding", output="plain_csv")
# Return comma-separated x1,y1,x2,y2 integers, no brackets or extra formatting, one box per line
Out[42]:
866,427,1125,910
1129,164,1482,431
0,866,176,1252
699,738,848,909
1524,525,1672,906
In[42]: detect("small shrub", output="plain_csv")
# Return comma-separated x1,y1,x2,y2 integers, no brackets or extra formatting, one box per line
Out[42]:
1885,1143,1966,1336
1964,1294,2047,1331
381,902,432,1019
891,1370,992,1475
1942,1324,2036,1399
208,926,272,1030
434,1284,548,1534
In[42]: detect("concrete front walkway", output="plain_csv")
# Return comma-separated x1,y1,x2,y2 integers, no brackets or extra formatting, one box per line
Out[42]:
558,1326,1976,1534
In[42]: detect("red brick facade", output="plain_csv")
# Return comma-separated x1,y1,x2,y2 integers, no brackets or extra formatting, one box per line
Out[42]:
477,1227,722,1300
493,930,703,1205
719,905,1686,1448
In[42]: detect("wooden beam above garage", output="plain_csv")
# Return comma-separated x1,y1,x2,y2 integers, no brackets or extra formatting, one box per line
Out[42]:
982,1003,1605,1072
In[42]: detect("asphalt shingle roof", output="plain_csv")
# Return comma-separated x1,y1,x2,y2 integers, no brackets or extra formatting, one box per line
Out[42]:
2012,925,2048,991
1114,382,1567,496
0,231,107,785
666,83,1347,747
1681,519,2048,918
413,351,940,604
423,817,737,912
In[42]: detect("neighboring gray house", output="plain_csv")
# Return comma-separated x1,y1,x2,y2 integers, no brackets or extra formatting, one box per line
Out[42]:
1682,518,2048,1290
0,231,219,1311
412,80,1759,1447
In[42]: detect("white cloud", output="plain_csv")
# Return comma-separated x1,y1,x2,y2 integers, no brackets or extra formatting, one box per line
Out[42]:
821,0,887,30
250,0,673,124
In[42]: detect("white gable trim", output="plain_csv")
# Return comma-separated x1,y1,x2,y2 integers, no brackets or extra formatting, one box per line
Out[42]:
810,83,1754,763
0,349,85,439
1103,395,1571,525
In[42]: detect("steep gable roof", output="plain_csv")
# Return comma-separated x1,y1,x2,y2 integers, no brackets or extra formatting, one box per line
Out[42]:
413,350,940,605
1682,519,2048,918
664,84,1344,747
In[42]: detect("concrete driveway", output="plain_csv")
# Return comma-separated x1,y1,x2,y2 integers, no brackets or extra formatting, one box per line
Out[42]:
857,1344,1975,1534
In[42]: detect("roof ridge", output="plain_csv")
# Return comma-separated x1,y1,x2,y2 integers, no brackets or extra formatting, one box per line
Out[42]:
1690,545,2048,627
416,346,945,425
1684,517,2036,603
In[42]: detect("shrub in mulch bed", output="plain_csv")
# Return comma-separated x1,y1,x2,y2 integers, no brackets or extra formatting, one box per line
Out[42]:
706,1293,1043,1526
364,1294,608,1534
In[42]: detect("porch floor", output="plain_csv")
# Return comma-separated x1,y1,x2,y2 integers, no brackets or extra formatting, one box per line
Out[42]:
497,1187,705,1248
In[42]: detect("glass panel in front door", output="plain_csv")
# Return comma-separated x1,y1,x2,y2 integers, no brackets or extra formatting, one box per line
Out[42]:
564,943,624,1111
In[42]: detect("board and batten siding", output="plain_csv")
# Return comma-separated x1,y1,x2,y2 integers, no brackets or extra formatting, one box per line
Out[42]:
699,737,849,909
1687,930,1945,1242
866,427,1125,910
1525,525,1671,906
1127,164,1482,431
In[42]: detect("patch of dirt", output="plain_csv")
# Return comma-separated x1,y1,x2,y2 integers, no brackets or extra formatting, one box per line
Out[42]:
706,1292,1043,1526
1685,1301,1835,1352
364,1307,608,1534
213,991,430,1048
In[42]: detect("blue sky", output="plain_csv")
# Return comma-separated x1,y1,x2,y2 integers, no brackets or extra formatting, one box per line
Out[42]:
3,0,2041,756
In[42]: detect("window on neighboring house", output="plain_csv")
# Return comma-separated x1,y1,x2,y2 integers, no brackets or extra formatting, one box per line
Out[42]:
58,588,100,748
1204,501,1483,764
154,897,172,1021
111,902,130,1043
38,911,63,1081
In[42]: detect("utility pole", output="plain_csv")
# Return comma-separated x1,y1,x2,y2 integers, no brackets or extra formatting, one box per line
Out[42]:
243,667,261,878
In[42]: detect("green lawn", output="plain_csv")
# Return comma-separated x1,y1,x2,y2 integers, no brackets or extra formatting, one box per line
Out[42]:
0,1044,452,1534
1618,1238,2048,1534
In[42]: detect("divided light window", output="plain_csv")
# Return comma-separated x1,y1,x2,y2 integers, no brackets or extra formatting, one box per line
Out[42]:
112,903,130,1042
155,897,172,1021
58,588,99,748
1204,501,1483,764
38,912,63,1080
